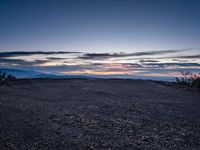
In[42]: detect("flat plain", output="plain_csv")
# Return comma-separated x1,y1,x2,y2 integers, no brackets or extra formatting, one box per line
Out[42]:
0,79,200,150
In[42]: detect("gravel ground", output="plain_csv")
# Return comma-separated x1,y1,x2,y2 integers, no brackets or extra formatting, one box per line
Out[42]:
0,79,200,150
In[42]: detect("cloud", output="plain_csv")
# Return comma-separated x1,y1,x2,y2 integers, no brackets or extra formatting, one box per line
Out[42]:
0,58,49,66
46,57,66,60
144,62,200,67
1,49,199,79
79,49,187,60
176,55,200,59
128,49,186,56
0,49,189,60
0,51,80,58
139,59,159,63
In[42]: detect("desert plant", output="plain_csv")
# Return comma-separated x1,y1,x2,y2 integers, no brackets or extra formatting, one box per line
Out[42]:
175,71,193,85
0,71,6,81
7,74,16,81
0,71,16,84
190,73,200,89
176,72,200,89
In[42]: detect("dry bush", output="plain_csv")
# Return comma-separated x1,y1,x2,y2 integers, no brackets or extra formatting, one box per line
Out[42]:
176,72,200,89
0,71,16,84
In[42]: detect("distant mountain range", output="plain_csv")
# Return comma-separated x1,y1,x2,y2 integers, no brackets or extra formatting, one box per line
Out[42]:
0,68,91,79
0,68,41,78
0,68,175,81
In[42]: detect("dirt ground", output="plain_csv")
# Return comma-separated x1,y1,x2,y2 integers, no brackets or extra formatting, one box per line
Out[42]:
0,79,200,150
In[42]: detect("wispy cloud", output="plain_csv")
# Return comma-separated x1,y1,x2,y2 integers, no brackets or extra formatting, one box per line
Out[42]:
176,55,200,59
144,63,200,67
46,57,67,60
139,59,160,63
79,49,187,60
0,58,49,66
0,51,79,58
0,49,199,80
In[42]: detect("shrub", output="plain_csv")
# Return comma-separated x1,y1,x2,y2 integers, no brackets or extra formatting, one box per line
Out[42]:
0,71,6,81
176,72,200,89
190,73,200,89
191,78,200,88
7,74,16,81
176,72,192,85
0,71,16,84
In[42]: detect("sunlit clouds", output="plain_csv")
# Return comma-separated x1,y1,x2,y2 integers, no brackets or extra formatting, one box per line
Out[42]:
0,49,200,80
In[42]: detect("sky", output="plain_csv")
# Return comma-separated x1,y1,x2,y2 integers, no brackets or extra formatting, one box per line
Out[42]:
1,0,200,52
0,0,200,80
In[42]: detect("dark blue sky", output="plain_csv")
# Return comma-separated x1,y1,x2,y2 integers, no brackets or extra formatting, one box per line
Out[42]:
0,0,200,52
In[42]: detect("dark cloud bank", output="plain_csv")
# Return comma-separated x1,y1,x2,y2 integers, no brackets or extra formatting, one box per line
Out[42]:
79,49,187,59
0,51,79,58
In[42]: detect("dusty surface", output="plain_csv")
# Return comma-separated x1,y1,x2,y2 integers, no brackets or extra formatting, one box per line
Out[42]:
0,79,200,150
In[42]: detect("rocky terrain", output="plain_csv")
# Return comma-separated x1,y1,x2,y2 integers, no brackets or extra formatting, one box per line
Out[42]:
0,79,200,149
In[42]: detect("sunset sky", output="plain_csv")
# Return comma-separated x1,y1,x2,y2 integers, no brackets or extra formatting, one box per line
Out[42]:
0,0,200,80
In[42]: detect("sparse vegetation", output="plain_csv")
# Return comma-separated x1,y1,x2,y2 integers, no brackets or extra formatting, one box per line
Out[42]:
176,71,200,89
0,71,16,84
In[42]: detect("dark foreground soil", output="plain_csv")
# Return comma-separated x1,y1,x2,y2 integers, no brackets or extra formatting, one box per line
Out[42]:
0,79,200,150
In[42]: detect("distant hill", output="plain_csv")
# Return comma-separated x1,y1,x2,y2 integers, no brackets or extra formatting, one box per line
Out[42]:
0,68,175,81
0,68,42,78
0,68,92,79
